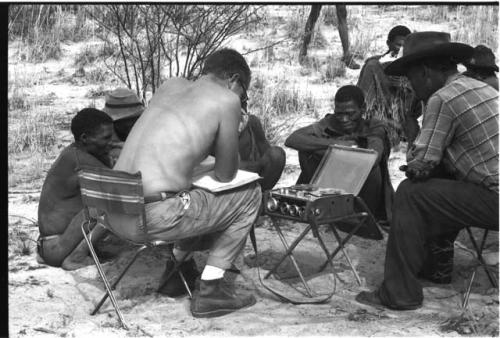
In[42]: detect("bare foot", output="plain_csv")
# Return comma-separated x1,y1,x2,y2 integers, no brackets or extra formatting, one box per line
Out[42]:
61,255,95,270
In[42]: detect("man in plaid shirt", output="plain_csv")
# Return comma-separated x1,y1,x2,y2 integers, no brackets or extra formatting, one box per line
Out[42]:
356,32,498,310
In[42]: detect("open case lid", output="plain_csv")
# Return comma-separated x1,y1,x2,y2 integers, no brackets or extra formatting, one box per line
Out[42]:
310,145,378,196
310,145,382,240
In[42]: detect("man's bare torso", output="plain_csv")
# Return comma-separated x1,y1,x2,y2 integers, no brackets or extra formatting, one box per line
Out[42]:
38,145,107,236
115,77,241,195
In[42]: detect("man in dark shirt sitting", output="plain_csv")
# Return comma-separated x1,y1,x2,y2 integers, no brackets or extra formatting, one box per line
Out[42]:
285,85,394,223
238,93,285,192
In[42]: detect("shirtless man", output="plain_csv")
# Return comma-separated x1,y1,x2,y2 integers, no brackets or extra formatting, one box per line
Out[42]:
37,108,113,270
113,48,261,318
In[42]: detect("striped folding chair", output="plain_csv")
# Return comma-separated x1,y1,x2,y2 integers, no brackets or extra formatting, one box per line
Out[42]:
77,165,192,330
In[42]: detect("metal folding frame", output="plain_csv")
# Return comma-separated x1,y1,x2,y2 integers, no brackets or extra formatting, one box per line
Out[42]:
462,227,498,309
77,166,192,330
264,198,374,298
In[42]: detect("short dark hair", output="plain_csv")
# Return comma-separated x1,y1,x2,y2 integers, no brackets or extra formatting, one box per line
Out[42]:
334,85,365,108
71,108,113,141
201,48,251,89
388,25,411,42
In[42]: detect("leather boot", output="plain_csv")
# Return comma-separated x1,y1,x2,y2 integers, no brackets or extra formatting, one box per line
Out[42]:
190,278,256,318
157,257,199,297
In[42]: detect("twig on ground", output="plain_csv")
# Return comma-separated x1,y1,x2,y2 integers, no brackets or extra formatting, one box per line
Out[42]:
9,214,38,226
9,190,41,195
242,37,291,55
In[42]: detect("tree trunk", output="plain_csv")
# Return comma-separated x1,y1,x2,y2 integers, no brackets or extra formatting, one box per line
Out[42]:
298,4,322,65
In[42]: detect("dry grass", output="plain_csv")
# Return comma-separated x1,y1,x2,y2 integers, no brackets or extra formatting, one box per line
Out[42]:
322,55,346,82
322,5,338,27
407,5,498,50
8,109,58,154
249,75,317,144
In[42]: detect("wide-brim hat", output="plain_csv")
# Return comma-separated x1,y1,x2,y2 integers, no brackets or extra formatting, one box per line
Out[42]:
104,88,144,121
463,45,499,72
385,31,474,76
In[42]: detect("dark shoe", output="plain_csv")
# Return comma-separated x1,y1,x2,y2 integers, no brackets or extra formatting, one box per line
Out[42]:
158,257,199,297
190,278,256,318
355,290,421,311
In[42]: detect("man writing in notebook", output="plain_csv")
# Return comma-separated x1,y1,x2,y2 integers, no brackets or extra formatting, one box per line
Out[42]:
113,49,261,318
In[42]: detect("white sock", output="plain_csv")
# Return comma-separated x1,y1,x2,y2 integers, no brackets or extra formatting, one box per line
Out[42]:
201,265,225,280
173,248,192,262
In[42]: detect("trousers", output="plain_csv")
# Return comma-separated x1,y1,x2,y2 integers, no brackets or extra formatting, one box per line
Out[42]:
145,183,262,270
379,178,499,308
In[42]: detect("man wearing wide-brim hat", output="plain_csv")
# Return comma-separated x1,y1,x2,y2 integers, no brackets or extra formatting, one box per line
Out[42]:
463,44,499,91
356,32,499,310
103,88,145,166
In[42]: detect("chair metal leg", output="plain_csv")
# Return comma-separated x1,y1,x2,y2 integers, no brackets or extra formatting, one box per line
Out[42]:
91,245,148,315
318,218,364,273
462,269,476,309
466,227,498,288
270,220,314,297
324,224,363,286
81,221,129,330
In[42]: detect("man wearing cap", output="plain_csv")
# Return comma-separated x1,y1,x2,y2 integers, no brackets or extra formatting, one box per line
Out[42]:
103,88,145,166
463,44,499,91
356,32,498,310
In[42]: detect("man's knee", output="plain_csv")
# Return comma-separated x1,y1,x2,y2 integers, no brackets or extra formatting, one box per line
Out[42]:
265,146,286,169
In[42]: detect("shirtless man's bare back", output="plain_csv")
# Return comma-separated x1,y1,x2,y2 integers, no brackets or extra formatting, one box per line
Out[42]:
37,108,114,270
113,49,262,318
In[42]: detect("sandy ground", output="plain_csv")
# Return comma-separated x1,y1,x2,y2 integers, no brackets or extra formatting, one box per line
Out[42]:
8,151,499,337
8,5,499,337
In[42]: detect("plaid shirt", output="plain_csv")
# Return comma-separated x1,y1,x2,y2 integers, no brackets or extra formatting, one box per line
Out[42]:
408,74,499,192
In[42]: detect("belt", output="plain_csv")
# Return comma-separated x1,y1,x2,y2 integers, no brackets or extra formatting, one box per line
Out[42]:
144,191,177,204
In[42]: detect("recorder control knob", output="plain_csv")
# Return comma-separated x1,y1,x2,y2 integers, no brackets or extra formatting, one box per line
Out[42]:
266,197,279,212
279,202,290,215
289,205,300,217
298,206,305,217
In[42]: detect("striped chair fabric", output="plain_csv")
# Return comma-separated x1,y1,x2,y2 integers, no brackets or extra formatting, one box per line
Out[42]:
78,165,145,216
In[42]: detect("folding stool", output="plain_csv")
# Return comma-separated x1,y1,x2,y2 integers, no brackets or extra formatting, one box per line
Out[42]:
78,165,192,330
262,146,384,300
462,227,498,309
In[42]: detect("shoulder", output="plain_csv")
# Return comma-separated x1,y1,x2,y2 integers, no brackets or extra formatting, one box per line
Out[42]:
365,118,388,133
436,75,495,99
247,114,261,127
432,74,498,108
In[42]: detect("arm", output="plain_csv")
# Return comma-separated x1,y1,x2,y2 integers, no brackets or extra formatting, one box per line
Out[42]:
64,148,109,191
365,121,389,166
239,115,270,172
213,97,241,182
405,95,454,180
285,124,332,152
251,115,271,156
